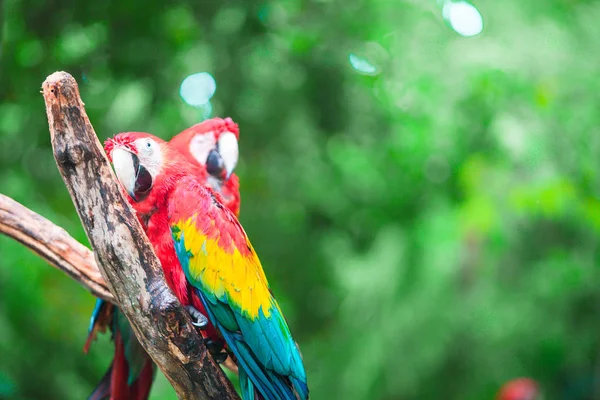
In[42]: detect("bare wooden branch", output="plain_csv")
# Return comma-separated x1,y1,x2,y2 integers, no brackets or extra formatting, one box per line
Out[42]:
0,191,241,375
0,193,113,302
41,71,239,400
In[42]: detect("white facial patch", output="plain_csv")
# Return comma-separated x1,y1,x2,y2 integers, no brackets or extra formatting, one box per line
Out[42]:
111,148,136,195
134,138,163,178
189,132,217,166
218,132,239,176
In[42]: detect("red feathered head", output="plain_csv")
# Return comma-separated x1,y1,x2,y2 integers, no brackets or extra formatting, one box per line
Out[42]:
169,118,241,216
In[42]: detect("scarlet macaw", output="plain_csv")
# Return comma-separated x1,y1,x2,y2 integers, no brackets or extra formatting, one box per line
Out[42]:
170,117,240,216
102,131,308,400
85,118,241,400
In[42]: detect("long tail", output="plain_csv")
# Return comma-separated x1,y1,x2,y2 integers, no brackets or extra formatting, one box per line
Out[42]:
233,340,306,400
85,299,156,400
239,367,258,400
198,296,308,400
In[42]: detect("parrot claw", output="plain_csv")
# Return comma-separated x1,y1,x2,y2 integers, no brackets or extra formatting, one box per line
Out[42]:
204,338,227,364
186,306,209,329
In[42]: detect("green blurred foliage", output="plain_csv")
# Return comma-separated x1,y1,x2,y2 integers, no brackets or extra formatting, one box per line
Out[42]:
1,0,600,399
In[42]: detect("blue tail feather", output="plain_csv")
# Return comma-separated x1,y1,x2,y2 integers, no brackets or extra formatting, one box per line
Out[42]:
197,291,301,400
290,376,309,400
239,368,256,400
88,299,108,334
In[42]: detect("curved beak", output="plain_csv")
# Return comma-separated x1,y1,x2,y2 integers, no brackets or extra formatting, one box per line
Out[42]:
217,132,239,181
111,148,153,201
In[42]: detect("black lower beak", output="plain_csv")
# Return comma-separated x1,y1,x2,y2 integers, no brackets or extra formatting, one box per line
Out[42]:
131,154,153,201
206,149,225,180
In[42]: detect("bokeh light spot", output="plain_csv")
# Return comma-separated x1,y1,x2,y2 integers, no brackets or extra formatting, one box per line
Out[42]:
443,1,483,37
179,72,217,107
348,54,378,76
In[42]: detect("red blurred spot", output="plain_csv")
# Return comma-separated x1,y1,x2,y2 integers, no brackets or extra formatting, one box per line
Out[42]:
496,378,539,400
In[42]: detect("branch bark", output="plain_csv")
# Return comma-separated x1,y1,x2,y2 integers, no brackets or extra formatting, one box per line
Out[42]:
0,193,113,302
41,71,239,400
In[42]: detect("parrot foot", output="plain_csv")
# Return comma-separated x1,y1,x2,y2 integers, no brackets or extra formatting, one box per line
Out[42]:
204,338,228,364
186,305,208,329
185,306,227,364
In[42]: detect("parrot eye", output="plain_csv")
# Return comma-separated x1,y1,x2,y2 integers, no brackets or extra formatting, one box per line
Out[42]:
206,149,224,178
144,140,154,151
140,139,155,156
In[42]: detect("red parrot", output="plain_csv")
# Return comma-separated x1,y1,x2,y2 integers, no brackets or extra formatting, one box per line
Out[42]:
103,131,308,400
85,118,241,400
496,378,539,400
170,117,240,216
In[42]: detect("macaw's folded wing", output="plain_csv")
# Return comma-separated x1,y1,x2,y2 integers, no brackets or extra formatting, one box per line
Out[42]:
169,180,308,400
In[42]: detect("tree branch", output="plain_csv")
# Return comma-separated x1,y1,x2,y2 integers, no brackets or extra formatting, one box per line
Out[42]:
0,193,113,302
41,71,239,400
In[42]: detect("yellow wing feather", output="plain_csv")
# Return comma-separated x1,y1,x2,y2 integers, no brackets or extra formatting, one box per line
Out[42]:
174,216,273,320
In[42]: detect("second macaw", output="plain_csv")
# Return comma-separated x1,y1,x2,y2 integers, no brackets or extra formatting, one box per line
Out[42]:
85,118,241,400
103,131,308,400
170,116,241,216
